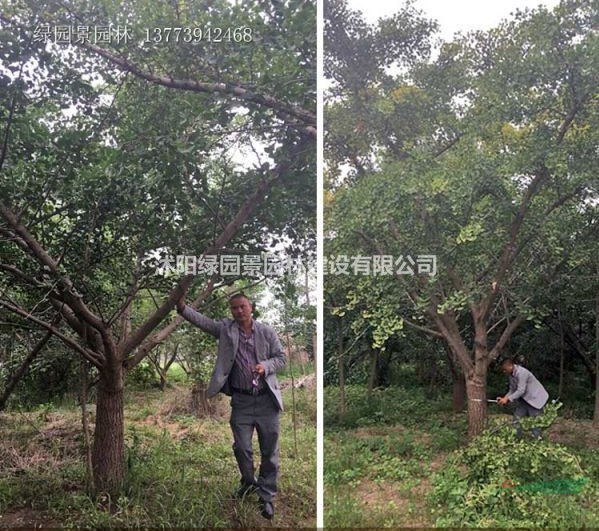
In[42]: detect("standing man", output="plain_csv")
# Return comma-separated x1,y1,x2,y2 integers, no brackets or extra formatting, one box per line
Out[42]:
497,358,549,440
176,291,286,520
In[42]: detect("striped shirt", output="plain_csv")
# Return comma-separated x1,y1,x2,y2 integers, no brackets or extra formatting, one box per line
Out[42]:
228,322,264,391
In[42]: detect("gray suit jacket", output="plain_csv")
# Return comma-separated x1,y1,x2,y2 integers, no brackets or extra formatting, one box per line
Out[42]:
507,364,549,409
179,305,287,410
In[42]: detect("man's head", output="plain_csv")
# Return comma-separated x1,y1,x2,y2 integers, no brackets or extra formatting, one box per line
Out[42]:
500,358,515,375
229,293,253,325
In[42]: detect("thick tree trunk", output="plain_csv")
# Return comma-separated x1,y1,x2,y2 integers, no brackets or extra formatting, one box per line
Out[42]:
467,320,489,438
435,311,490,435
444,344,466,412
465,376,487,438
92,364,125,497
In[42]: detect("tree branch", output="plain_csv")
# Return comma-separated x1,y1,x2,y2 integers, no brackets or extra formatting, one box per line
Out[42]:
479,167,551,319
0,299,103,368
402,316,444,338
0,203,106,331
119,135,311,359
0,317,60,410
427,304,473,374
78,41,316,134
488,314,526,363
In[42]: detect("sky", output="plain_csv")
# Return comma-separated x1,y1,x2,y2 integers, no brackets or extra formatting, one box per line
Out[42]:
346,0,562,40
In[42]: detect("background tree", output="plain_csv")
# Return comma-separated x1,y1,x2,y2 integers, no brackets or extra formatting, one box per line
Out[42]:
324,0,598,436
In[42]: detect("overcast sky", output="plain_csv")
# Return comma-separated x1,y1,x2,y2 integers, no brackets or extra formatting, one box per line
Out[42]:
346,0,562,40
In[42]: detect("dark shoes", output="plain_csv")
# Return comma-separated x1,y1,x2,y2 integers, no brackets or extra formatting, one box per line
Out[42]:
234,482,257,499
259,499,274,520
235,482,274,520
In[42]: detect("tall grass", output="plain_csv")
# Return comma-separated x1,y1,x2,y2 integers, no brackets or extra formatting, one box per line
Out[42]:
0,382,315,528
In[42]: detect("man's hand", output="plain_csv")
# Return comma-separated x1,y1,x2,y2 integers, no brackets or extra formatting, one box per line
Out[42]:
497,396,509,406
176,292,186,313
254,363,266,376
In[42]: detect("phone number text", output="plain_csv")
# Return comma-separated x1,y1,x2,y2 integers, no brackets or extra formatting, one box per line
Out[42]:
144,26,253,43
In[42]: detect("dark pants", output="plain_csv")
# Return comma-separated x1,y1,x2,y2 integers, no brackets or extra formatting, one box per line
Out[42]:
230,391,280,502
513,398,543,439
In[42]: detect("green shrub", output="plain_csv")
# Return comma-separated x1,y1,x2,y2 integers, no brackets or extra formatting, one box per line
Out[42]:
324,434,373,485
126,362,158,389
429,404,597,528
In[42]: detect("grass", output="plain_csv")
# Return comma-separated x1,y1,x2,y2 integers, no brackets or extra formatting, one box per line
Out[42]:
165,362,189,384
278,361,314,380
324,384,599,528
0,378,315,528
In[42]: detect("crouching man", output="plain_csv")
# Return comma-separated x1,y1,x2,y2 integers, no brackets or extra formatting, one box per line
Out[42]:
497,358,549,440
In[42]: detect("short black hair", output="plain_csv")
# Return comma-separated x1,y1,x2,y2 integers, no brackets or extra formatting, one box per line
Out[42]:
229,292,251,304
500,357,515,366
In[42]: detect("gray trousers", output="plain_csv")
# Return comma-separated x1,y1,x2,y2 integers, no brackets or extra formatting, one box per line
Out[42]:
230,391,280,502
513,398,543,439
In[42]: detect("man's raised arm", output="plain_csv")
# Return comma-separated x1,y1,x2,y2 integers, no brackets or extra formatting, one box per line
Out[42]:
176,293,221,338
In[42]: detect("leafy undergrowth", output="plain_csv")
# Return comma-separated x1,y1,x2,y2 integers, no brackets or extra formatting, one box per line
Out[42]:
0,381,316,528
324,385,598,528
430,418,598,528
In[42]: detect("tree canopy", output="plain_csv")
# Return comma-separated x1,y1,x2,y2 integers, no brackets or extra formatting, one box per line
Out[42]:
324,0,598,435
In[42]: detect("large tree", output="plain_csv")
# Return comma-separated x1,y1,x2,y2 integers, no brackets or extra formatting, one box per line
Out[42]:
325,0,598,436
0,0,315,494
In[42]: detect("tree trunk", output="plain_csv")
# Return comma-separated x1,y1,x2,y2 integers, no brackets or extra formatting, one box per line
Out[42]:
444,343,466,412
338,317,346,420
92,364,125,497
191,382,215,417
467,319,489,438
594,288,599,426
558,305,565,398
465,376,487,438
158,370,167,391
435,312,489,435
367,349,379,397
